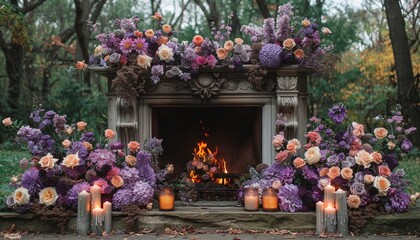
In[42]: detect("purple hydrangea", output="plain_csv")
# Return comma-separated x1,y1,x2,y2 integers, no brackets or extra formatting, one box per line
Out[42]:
388,189,410,213
328,104,347,125
80,132,95,143
132,181,154,206
136,151,156,186
17,126,42,142
259,44,282,68
120,166,140,186
112,188,134,210
21,168,42,196
89,149,116,170
68,141,89,161
278,184,302,212
53,114,67,134
65,181,91,207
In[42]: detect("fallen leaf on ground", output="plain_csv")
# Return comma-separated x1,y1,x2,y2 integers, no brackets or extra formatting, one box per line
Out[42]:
227,228,243,235
141,228,154,234
3,233,21,240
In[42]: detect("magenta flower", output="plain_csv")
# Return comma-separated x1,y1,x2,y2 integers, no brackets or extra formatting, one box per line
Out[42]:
119,37,133,54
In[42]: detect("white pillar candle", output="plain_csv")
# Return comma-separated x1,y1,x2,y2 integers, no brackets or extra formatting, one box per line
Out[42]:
90,185,102,210
91,207,104,235
324,184,335,208
77,190,90,235
315,201,324,235
244,187,259,211
335,189,349,235
324,205,336,234
103,201,112,233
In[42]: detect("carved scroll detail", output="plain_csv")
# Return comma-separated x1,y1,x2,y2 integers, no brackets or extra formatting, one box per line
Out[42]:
116,98,139,149
190,73,226,100
277,76,298,91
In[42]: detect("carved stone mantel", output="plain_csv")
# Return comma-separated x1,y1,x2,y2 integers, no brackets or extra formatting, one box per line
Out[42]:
90,65,310,165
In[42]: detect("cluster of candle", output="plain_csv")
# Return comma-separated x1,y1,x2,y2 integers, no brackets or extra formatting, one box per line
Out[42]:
243,187,279,212
316,184,348,235
77,185,112,235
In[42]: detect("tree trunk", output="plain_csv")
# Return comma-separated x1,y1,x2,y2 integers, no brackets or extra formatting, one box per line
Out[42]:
5,43,24,114
255,0,272,18
384,0,420,147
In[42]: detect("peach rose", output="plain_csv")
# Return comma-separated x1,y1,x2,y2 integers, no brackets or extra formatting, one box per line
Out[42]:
305,146,321,165
272,134,285,149
166,164,174,173
134,30,143,38
128,141,140,152
364,174,375,184
378,165,391,177
340,167,353,180
39,153,58,169
157,44,174,62
66,126,73,135
216,48,228,60
371,151,383,164
39,187,58,206
62,152,80,169
275,151,289,162
293,157,306,168
13,187,30,205
387,142,396,150
158,36,169,45
2,117,12,126
283,38,296,50
287,138,301,154
76,121,87,131
162,24,172,33
306,131,320,142
327,166,341,179
355,150,373,168
145,29,155,38
152,12,163,21
75,61,87,70
82,141,93,151
94,45,103,57
293,49,304,59
373,176,391,196
224,40,234,51
347,194,361,208
111,175,124,188
234,38,244,45
301,18,311,27
319,167,329,177
62,139,71,148
104,129,115,139
125,155,137,167
192,35,204,46
352,122,365,137
137,54,153,69
272,180,282,189
374,127,388,139
322,27,332,35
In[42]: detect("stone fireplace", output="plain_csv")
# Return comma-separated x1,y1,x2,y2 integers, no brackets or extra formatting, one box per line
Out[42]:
92,65,310,176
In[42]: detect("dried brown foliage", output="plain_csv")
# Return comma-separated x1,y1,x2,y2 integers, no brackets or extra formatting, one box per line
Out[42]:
112,65,147,99
31,203,75,234
120,204,147,232
348,203,386,234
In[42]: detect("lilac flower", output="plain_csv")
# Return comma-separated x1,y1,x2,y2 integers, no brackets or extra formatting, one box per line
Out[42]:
80,132,95,143
388,189,410,213
68,141,89,161
405,127,416,134
263,18,276,43
240,25,264,43
89,149,116,170
328,104,347,125
110,141,124,150
53,114,67,134
383,153,398,170
65,182,91,207
151,65,164,84
179,72,191,81
278,184,302,212
301,165,319,184
17,126,42,142
143,137,163,160
136,151,156,186
259,44,282,68
30,109,44,123
275,3,294,42
21,168,42,196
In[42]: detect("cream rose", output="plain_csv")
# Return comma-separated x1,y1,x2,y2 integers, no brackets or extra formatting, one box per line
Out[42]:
347,194,361,208
76,121,87,131
387,142,396,150
39,153,58,169
352,122,365,137
305,146,321,165
224,40,234,51
104,129,115,139
364,174,375,184
340,167,353,180
157,44,174,62
272,134,285,149
286,138,301,154
62,152,80,169
125,155,137,167
66,126,73,135
166,164,174,173
293,157,306,169
283,38,296,50
94,45,103,57
128,141,140,152
301,19,311,27
39,187,58,206
13,187,30,205
2,117,12,126
318,178,331,188
374,176,391,196
136,54,153,69
272,180,282,189
327,166,341,179
321,27,332,35
111,175,124,188
374,127,388,139
62,139,71,148
355,150,373,168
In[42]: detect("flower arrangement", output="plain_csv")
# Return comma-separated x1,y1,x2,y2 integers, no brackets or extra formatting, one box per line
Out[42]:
2,106,172,213
239,104,418,214
88,3,335,98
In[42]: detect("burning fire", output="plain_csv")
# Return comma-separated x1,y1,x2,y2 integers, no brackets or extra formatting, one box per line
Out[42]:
188,141,229,184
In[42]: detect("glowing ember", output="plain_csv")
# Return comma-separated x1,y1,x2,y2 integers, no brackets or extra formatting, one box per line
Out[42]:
187,141,229,184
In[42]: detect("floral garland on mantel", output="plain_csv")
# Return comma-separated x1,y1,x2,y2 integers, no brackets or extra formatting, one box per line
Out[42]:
86,3,337,98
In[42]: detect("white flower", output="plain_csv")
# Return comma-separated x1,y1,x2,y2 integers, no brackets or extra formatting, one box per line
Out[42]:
39,153,59,169
39,187,59,206
157,44,174,62
12,187,30,205
137,55,153,69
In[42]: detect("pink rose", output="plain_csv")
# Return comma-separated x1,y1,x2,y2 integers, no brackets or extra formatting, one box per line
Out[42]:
107,167,120,179
195,56,207,65
319,167,329,177
340,167,353,180
128,141,140,152
104,129,115,139
306,131,320,142
352,122,365,137
206,55,217,68
2,117,12,126
364,174,375,184
62,139,71,148
371,151,383,164
111,175,124,188
94,179,109,194
272,134,285,149
378,165,391,177
286,138,301,154
275,151,289,162
76,121,87,131
293,157,306,168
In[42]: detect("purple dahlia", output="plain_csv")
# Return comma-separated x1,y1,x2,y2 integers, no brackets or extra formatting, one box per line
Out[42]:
278,184,302,212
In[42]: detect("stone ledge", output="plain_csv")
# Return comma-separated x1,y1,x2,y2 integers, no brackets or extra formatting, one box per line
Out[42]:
0,205,418,234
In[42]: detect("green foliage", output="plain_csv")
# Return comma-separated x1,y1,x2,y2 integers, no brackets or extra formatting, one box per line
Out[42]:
0,1,30,47
400,155,420,193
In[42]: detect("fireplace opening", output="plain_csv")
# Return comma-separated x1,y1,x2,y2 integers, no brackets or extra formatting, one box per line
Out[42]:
151,106,262,182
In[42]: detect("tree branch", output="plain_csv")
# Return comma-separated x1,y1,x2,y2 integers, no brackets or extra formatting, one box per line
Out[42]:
255,0,272,18
22,0,48,14
172,0,192,27
0,30,8,53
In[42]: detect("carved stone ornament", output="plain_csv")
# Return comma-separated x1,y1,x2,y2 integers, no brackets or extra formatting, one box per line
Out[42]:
277,76,298,91
190,73,226,100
